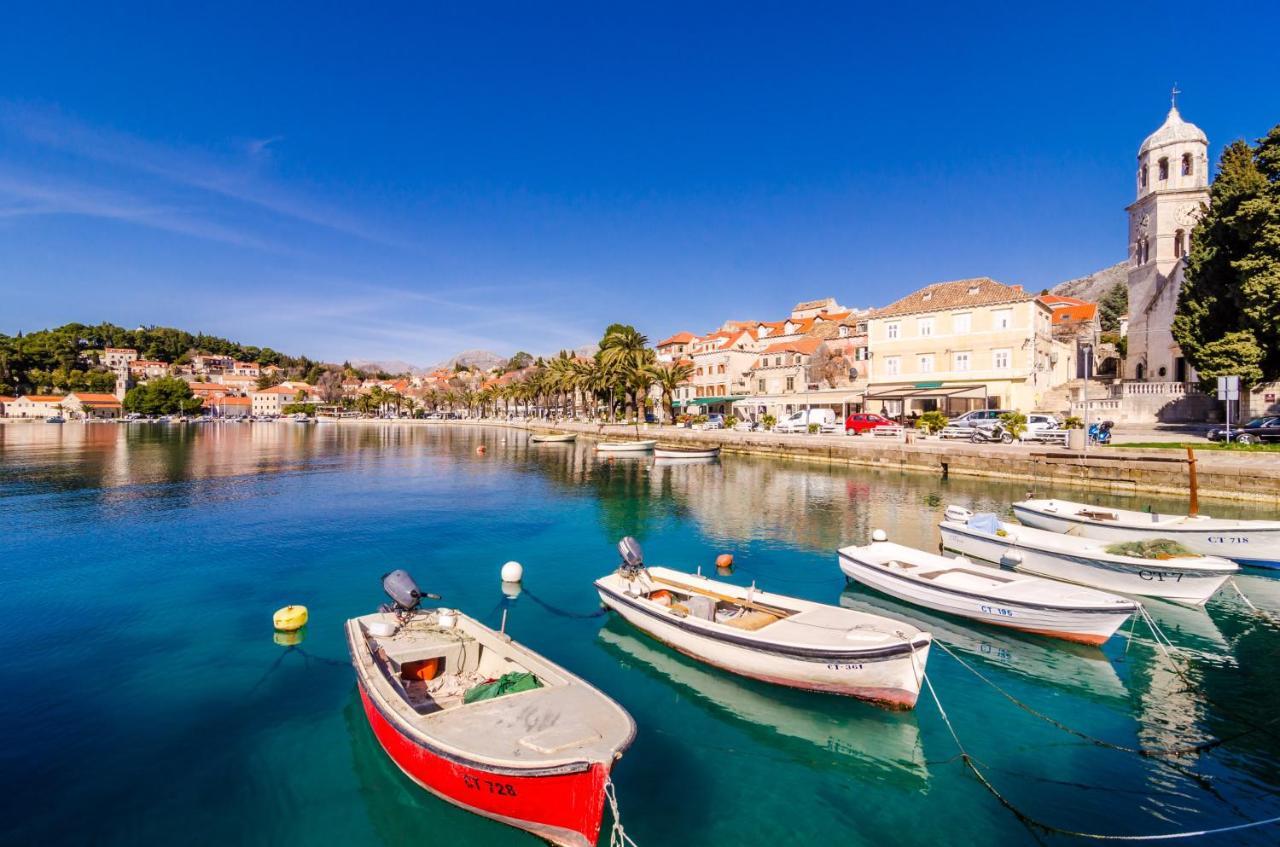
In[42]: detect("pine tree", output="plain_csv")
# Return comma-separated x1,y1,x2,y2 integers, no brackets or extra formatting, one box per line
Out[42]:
1173,125,1280,385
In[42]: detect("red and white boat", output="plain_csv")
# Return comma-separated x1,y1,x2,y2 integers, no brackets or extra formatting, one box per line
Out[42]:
346,571,636,847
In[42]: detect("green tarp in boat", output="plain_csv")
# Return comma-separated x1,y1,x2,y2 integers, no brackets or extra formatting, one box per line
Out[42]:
463,671,542,704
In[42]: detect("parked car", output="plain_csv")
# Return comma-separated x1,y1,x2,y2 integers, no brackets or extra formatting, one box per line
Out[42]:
844,412,896,435
948,409,1013,428
1207,416,1280,444
703,413,725,430
775,408,837,434
1020,413,1062,441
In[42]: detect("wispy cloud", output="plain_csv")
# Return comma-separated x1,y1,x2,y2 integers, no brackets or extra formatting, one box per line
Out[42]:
0,169,279,251
0,102,405,248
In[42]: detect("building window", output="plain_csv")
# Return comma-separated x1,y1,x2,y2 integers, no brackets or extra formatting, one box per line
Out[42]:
886,322,900,340
1182,153,1193,176
953,313,971,334
1140,164,1148,188
757,379,765,393
993,309,1013,330
884,356,901,376
1158,157,1169,181
918,354,934,373
917,317,934,337
785,376,795,392
954,351,970,371
1174,229,1186,258
993,349,1011,370
774,357,782,366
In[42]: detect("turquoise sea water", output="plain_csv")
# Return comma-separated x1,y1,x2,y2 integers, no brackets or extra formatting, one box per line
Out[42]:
1,422,1277,846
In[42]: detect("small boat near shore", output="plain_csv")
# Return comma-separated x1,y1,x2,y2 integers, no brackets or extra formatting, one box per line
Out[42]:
595,440,656,453
595,538,931,709
1014,497,1280,570
653,445,720,459
940,506,1238,605
530,432,577,443
346,570,635,847
839,536,1138,646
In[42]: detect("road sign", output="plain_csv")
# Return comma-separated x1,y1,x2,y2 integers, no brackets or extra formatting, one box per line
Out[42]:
1217,375,1240,401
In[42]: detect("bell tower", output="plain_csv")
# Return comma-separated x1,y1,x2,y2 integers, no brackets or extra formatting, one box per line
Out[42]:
1125,90,1210,382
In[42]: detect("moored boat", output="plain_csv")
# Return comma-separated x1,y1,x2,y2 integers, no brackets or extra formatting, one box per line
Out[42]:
594,440,656,453
530,432,577,443
1014,497,1280,570
346,570,635,847
653,445,720,459
838,536,1138,646
595,538,931,709
939,506,1238,606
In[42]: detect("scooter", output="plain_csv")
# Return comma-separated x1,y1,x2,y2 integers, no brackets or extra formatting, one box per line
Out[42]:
970,420,1014,444
1088,420,1114,445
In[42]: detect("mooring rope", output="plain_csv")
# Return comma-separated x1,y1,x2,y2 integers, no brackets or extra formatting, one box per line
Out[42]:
520,586,609,619
932,639,1250,759
604,778,639,847
923,674,1280,841
1227,577,1280,626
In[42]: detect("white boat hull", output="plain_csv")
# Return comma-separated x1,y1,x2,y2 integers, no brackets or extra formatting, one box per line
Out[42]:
595,573,929,709
530,433,576,443
939,521,1233,606
595,440,656,453
653,447,719,459
1014,500,1280,570
838,548,1136,646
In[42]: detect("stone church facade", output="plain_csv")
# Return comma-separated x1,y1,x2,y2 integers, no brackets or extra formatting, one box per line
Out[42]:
1124,102,1210,383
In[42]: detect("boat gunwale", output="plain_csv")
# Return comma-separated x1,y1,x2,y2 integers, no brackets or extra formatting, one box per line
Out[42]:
346,616,636,776
837,549,1139,614
938,520,1240,575
1014,501,1280,534
595,577,930,662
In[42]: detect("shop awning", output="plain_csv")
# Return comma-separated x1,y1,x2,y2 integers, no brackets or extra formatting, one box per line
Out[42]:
680,396,743,406
863,382,989,402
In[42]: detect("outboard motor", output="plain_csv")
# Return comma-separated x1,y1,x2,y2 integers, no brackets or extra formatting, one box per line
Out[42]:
382,569,437,612
618,536,645,579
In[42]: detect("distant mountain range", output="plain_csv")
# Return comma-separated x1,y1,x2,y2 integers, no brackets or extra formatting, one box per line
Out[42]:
352,345,598,376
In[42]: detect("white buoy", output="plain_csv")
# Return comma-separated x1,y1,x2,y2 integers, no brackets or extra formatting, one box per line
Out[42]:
501,560,524,583
871,529,888,542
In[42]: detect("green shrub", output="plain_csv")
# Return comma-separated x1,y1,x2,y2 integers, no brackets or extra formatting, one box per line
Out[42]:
999,411,1027,440
807,423,820,434
1063,415,1084,430
762,414,777,430
724,415,739,429
916,410,949,434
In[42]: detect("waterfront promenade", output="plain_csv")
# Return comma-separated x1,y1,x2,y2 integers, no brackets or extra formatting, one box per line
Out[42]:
402,418,1280,505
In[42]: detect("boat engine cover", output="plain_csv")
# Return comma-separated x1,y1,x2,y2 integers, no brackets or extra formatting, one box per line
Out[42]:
382,569,423,611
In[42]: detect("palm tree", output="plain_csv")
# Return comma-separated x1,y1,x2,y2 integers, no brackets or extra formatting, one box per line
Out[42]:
645,361,693,424
571,358,606,421
599,326,654,421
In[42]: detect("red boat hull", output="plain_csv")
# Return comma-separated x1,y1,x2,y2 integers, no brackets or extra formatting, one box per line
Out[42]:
358,682,611,847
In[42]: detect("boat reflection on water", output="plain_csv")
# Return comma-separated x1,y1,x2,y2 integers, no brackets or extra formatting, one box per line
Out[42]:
839,589,1129,704
595,620,929,789
1134,597,1233,665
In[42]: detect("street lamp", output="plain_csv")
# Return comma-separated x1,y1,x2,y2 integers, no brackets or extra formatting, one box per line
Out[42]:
1080,341,1094,453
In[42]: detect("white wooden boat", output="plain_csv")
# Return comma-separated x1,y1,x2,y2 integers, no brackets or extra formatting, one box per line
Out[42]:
347,571,635,847
595,539,931,709
1014,497,1280,570
530,432,577,443
939,506,1238,606
838,539,1138,646
653,445,720,459
594,440,656,453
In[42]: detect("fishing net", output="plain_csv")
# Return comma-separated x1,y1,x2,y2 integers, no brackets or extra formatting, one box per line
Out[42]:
1103,538,1201,559
462,671,542,704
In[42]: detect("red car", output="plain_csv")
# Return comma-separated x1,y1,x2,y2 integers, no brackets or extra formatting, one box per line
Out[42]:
845,412,895,434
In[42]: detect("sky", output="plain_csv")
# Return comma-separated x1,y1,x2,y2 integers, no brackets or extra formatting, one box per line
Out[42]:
2,2,1278,366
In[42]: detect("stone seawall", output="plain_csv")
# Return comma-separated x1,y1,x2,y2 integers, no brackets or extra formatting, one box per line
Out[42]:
389,418,1280,506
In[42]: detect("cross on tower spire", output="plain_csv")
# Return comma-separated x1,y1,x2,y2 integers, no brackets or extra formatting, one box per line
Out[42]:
1171,83,1181,109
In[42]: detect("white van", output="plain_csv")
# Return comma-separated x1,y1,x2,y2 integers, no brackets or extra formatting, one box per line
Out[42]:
774,408,837,434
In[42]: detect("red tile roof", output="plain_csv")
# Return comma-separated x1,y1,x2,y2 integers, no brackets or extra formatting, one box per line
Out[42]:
22,395,67,403
1039,294,1098,324
71,393,122,405
657,331,696,347
874,277,1032,318
760,337,824,356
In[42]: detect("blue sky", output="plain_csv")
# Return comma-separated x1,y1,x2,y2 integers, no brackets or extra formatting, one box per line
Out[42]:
2,3,1277,365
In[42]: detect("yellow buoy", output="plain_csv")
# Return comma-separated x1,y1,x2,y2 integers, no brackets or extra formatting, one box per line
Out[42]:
273,605,308,632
